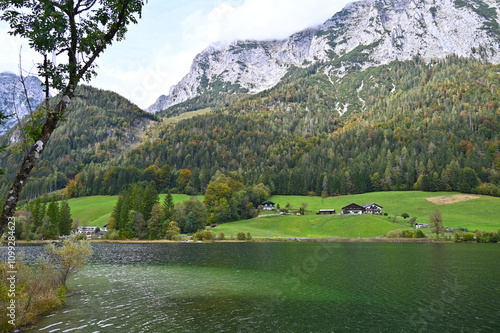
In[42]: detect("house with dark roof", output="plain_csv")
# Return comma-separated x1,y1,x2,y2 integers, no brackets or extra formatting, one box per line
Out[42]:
262,200,275,210
342,203,365,215
363,203,383,214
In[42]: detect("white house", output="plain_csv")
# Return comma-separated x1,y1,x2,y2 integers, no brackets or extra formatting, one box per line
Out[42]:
262,200,275,210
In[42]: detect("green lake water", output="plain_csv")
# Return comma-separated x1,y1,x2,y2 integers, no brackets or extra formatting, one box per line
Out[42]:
18,242,500,332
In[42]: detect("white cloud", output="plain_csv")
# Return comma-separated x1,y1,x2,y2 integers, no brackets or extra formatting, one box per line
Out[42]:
182,0,347,44
1,0,350,109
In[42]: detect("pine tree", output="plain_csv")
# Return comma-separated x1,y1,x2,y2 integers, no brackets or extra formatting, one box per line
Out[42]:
163,191,175,221
148,203,164,240
140,181,159,221
185,212,198,234
46,196,60,234
59,200,73,235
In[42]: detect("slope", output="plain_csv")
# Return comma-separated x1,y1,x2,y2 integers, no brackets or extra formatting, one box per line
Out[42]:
0,85,156,200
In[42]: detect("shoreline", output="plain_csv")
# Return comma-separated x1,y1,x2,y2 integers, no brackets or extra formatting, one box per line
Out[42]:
7,237,441,245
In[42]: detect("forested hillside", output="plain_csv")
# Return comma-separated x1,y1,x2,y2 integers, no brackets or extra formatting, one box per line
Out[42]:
0,57,499,203
0,85,156,200
65,57,500,198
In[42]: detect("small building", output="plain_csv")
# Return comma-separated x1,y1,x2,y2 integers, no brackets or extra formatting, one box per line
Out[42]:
342,203,365,215
76,226,100,235
316,209,336,215
363,203,383,215
262,200,276,211
415,223,431,229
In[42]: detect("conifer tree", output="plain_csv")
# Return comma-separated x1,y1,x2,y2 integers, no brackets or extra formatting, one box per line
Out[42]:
163,191,175,221
59,200,73,236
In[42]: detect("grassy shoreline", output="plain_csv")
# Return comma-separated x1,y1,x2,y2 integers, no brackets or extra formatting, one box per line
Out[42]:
9,237,447,244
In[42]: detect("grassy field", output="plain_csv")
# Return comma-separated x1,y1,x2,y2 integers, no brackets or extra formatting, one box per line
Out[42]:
67,191,500,237
68,194,203,227
269,191,500,231
212,214,406,238
212,191,500,238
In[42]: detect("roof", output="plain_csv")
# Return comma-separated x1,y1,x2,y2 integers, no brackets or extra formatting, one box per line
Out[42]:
342,203,364,210
262,200,275,205
363,203,383,209
319,209,336,212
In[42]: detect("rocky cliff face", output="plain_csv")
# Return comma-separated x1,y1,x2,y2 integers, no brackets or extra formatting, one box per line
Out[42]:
0,72,46,134
147,0,500,113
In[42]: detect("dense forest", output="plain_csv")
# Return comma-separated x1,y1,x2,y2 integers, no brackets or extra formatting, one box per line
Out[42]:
0,85,156,200
0,57,499,204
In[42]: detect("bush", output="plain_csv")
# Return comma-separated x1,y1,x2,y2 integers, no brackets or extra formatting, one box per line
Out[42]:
45,236,93,287
0,260,63,331
385,230,404,238
462,233,474,242
414,229,426,238
107,230,120,240
201,230,215,241
194,230,204,240
246,232,252,240
401,213,410,219
401,230,414,238
218,232,225,240
236,232,246,240
165,221,181,240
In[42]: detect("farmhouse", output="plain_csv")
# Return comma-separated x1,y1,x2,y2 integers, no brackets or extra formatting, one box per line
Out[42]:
316,209,336,215
76,226,100,234
363,203,383,214
342,203,365,215
262,200,275,210
415,223,431,229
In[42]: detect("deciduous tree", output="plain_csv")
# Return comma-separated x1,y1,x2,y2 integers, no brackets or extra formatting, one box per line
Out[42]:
0,0,146,235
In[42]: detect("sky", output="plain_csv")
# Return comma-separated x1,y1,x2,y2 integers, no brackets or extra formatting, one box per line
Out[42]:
0,0,351,109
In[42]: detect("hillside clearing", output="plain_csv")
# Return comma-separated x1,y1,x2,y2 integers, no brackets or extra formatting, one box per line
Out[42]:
425,194,480,205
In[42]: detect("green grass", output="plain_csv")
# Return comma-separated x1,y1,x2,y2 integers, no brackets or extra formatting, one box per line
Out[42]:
269,192,500,231
212,192,500,238
213,214,406,238
68,194,203,227
67,191,500,237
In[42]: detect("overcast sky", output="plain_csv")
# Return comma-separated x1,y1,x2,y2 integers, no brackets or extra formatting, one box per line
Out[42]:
0,0,351,109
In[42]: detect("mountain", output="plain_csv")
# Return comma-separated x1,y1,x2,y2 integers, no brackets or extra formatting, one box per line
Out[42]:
0,85,156,200
0,72,46,135
147,0,500,113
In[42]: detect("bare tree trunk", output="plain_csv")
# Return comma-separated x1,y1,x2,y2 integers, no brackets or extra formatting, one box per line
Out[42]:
0,87,74,235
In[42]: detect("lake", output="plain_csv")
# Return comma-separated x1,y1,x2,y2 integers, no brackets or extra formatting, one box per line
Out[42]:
17,242,500,332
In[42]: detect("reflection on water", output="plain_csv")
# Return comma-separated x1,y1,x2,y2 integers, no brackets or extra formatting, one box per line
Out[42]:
14,242,500,332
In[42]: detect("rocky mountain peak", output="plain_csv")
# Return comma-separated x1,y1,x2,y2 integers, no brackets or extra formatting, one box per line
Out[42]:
147,0,500,113
0,72,46,134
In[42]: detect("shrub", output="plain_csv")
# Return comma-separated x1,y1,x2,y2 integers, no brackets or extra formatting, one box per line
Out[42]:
236,232,246,240
165,221,181,240
402,230,414,238
246,232,252,240
0,260,63,331
414,229,426,238
462,233,474,242
401,213,410,219
218,232,226,240
385,230,404,238
107,230,120,240
45,236,93,287
201,230,215,241
194,230,204,240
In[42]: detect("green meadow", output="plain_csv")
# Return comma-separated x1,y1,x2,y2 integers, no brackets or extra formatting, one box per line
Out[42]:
212,214,402,238
67,191,500,237
68,194,203,227
212,191,500,238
